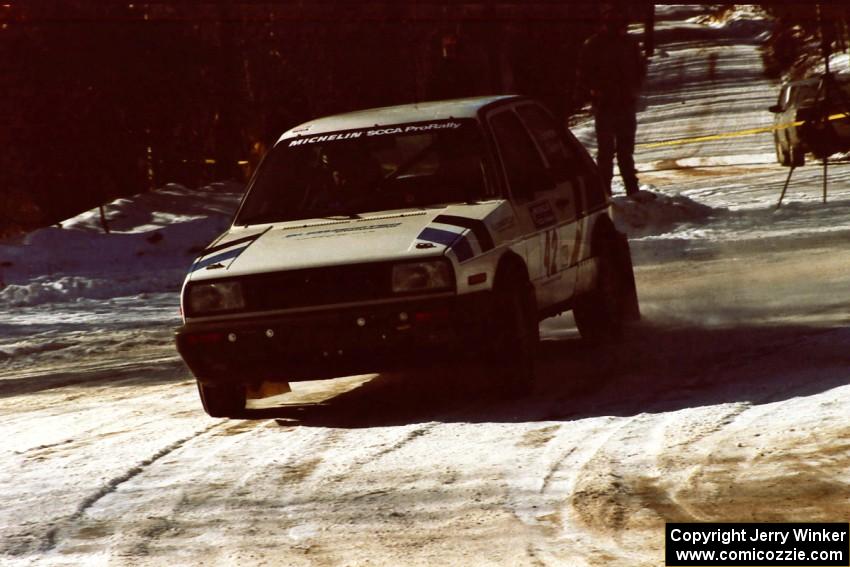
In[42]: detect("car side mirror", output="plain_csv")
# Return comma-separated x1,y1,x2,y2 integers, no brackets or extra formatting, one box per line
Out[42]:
768,104,782,113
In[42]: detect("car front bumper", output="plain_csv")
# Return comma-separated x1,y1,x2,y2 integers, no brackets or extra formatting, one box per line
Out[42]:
175,292,495,385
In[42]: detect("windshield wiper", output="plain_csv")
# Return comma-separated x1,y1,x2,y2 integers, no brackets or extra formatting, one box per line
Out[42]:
238,211,360,226
316,213,361,220
238,213,277,226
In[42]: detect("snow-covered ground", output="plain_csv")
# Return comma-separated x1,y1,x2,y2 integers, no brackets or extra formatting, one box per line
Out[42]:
4,6,850,566
0,182,242,383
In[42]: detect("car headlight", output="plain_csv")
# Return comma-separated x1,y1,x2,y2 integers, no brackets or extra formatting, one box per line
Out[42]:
391,260,454,293
187,281,245,314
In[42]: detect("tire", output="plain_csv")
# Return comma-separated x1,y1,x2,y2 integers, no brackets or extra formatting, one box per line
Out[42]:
488,270,538,396
789,143,805,167
574,231,636,343
775,138,790,166
196,380,247,418
616,233,641,322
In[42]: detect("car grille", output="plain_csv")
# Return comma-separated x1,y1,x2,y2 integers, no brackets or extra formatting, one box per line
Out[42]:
240,264,392,313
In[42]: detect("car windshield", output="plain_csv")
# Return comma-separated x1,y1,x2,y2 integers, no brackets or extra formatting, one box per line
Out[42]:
794,77,850,107
235,119,490,225
794,84,819,106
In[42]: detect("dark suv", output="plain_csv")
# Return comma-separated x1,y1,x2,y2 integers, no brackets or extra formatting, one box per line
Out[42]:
770,74,850,166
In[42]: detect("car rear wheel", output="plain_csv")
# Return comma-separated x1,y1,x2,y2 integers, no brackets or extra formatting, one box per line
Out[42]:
617,234,641,323
574,231,638,343
196,380,247,418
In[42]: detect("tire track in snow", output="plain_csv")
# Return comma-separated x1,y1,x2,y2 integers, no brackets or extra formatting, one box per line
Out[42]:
501,416,651,566
673,350,850,522
87,421,334,560
563,327,826,535
551,326,845,562
525,542,549,567
525,322,801,560
557,413,699,566
371,423,436,459
567,415,657,528
37,421,225,553
638,403,752,524
319,423,438,484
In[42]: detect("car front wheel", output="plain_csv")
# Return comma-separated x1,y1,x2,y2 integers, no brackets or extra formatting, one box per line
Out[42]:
488,272,538,396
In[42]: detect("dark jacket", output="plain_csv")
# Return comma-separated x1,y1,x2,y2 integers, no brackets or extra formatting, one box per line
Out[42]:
426,58,475,101
577,30,646,110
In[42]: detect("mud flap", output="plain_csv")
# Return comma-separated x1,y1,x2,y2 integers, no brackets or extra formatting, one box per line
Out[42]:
615,232,641,322
246,381,292,399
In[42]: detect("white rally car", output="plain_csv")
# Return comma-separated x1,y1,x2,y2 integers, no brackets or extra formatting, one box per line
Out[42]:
176,95,639,417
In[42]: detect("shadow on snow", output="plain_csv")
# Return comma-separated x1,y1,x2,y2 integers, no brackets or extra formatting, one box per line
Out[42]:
243,317,849,428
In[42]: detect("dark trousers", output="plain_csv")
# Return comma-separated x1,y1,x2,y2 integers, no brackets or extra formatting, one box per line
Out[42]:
594,108,639,196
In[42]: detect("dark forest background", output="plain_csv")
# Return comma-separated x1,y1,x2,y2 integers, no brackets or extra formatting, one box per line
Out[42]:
6,4,850,238
1,2,657,237
761,4,850,79
0,0,850,238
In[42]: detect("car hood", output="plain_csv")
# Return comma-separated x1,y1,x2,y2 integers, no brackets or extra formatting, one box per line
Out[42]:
187,200,515,281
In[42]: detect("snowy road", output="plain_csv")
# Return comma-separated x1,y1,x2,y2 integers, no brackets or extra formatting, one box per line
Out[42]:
4,6,850,566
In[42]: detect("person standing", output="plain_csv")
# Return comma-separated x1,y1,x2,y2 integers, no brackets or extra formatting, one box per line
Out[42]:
426,33,475,101
577,7,646,197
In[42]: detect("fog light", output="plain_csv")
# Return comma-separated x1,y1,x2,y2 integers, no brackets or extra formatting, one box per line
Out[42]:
265,329,275,338
356,317,367,327
227,333,237,343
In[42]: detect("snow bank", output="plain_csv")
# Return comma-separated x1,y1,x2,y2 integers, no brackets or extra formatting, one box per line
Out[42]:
0,338,74,361
687,5,766,29
0,182,243,307
612,188,720,238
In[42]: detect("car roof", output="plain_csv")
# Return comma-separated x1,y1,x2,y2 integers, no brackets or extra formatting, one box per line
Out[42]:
787,73,849,87
278,95,520,142
787,80,816,89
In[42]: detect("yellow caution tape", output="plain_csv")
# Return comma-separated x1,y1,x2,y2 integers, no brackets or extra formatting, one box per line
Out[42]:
190,112,850,161
200,159,250,165
638,112,850,149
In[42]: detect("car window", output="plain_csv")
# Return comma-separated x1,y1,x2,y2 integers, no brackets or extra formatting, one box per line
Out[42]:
794,84,818,106
516,104,581,186
489,110,553,201
561,128,605,212
235,120,490,224
819,77,850,107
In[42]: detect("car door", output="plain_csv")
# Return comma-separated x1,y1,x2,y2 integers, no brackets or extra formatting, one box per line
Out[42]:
486,104,567,310
514,102,589,306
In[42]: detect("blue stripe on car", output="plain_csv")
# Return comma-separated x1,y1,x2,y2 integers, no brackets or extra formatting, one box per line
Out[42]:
418,227,461,247
417,227,474,263
190,245,249,272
